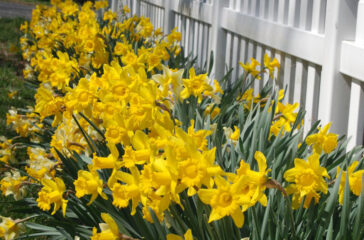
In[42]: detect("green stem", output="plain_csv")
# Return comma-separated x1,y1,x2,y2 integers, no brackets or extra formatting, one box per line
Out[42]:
285,196,297,240
251,206,262,240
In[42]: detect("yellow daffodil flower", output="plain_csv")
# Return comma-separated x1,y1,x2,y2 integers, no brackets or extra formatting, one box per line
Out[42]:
336,161,364,204
91,213,119,240
198,175,247,228
0,217,24,240
37,177,68,216
166,229,194,240
306,122,338,154
264,53,280,78
239,58,261,79
284,154,330,209
74,170,108,205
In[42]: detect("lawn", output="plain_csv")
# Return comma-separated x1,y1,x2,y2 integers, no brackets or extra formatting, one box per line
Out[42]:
0,17,35,219
0,17,34,137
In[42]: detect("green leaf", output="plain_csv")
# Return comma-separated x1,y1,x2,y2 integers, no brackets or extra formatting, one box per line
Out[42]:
353,183,364,240
338,170,351,239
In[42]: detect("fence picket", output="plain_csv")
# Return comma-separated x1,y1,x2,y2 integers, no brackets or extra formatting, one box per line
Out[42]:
259,0,266,19
250,0,257,16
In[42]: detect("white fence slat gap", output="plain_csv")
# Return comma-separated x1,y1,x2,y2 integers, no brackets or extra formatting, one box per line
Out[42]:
198,22,204,67
267,0,275,20
347,80,364,149
259,0,266,19
193,21,198,64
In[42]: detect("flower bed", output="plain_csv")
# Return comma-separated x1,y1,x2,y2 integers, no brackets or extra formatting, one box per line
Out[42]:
0,0,363,239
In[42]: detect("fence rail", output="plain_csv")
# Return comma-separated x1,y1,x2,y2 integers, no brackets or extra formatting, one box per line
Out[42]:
112,0,364,150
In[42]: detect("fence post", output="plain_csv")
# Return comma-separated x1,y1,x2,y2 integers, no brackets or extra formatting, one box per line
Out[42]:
163,0,174,34
347,0,364,149
133,0,141,16
317,0,357,136
110,0,116,12
209,0,229,81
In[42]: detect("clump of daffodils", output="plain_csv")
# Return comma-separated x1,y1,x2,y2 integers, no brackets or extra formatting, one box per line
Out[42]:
0,217,24,240
0,0,363,239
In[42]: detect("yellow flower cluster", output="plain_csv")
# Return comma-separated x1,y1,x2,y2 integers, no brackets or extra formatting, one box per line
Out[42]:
0,136,14,164
0,171,27,201
6,107,42,138
26,147,57,180
10,0,268,228
0,217,23,240
239,53,280,79
1,0,363,238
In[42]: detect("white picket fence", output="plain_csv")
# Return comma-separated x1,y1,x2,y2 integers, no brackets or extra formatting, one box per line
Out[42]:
110,0,364,150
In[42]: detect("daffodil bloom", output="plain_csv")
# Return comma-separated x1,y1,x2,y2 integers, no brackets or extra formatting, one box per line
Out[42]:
91,213,119,240
336,161,364,204
270,102,299,137
94,0,108,10
264,53,280,78
223,126,240,145
26,147,57,180
74,170,108,205
7,91,17,100
277,102,298,124
34,85,65,126
167,27,182,43
213,79,224,95
109,166,141,215
123,5,130,13
180,67,213,102
152,65,184,98
91,153,121,170
113,41,129,56
166,229,194,240
187,120,212,151
306,122,338,154
64,78,94,113
0,136,14,164
37,177,68,216
105,122,132,146
0,217,23,240
0,170,27,200
204,104,220,119
239,58,261,79
177,147,222,196
284,154,330,209
198,175,248,228
103,10,117,21
235,151,270,210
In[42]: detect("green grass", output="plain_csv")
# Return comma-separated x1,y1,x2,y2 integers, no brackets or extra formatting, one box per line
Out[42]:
0,17,26,45
0,17,35,219
0,17,35,137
